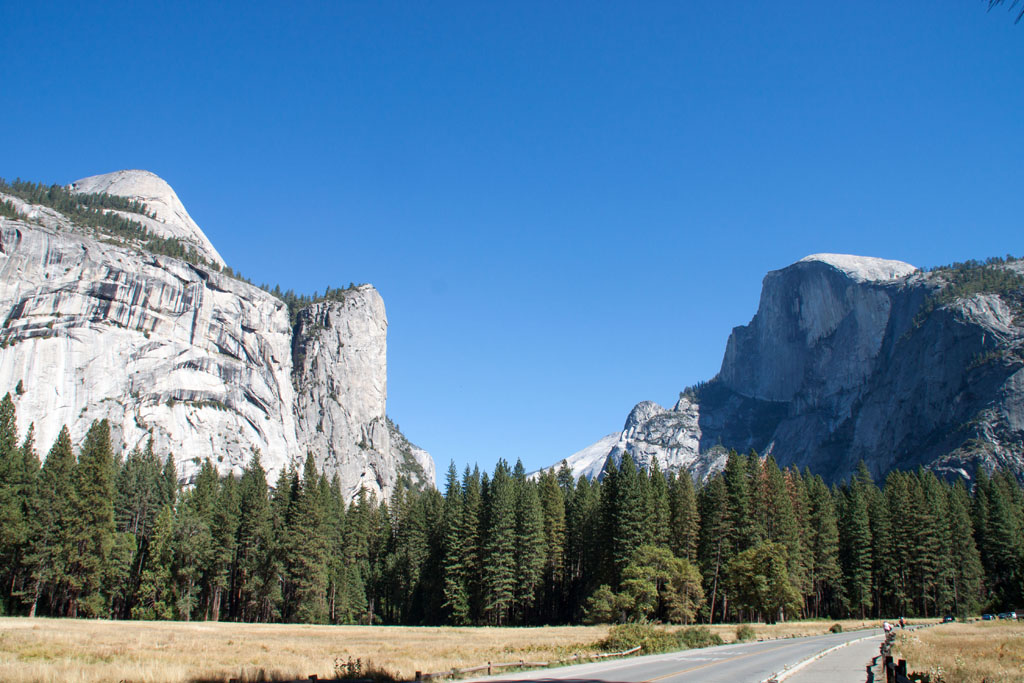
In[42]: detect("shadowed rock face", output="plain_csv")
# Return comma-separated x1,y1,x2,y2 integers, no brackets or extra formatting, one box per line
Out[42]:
0,171,433,500
556,255,1024,485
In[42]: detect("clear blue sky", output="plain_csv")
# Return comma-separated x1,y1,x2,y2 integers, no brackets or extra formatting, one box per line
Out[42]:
2,1,1022,478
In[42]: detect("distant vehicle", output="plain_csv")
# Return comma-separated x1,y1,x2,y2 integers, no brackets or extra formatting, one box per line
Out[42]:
942,615,955,623
997,612,1014,619
982,613,995,620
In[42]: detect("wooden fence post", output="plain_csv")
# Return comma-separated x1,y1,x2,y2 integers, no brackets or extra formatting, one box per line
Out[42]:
896,659,907,680
415,671,422,681
488,662,492,676
884,655,893,683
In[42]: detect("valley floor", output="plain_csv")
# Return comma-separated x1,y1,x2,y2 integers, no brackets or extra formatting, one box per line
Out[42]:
893,620,1024,682
0,618,894,682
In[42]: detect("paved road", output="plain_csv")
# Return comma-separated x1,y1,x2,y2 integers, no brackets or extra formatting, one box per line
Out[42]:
461,629,883,683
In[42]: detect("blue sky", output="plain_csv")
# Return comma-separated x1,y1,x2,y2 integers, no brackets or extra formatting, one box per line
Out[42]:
2,1,1022,477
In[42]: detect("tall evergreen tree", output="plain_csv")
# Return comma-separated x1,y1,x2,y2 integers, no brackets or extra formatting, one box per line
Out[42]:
25,427,76,617
285,454,330,623
839,476,872,618
608,453,648,586
481,460,516,624
69,420,117,617
0,393,27,611
697,473,732,623
537,469,566,623
946,481,983,617
804,473,842,618
234,451,279,622
512,460,544,623
667,471,699,562
647,458,670,547
440,462,470,623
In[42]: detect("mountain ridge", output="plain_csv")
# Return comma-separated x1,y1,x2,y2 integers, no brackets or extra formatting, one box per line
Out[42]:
0,170,434,500
550,254,1024,485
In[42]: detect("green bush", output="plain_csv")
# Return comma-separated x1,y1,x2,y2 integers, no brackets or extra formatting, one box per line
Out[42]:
830,623,843,633
735,624,756,642
680,626,723,649
599,623,723,654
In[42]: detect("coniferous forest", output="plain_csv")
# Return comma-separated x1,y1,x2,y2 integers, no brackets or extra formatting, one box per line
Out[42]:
0,392,1021,626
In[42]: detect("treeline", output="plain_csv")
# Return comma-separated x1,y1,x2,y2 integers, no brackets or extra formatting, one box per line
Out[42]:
257,283,365,326
0,393,1022,625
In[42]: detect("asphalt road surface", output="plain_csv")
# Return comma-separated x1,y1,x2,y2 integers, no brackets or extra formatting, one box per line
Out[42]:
461,629,882,683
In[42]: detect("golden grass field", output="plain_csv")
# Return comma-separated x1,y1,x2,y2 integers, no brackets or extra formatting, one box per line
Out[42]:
893,620,1024,682
0,617,899,683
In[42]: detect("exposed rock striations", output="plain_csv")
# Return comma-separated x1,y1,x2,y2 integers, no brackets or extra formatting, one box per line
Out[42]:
559,254,1024,484
0,170,433,500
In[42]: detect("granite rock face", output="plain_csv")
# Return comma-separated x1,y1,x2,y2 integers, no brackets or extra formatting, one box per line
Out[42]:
0,170,433,500
559,254,1024,484
70,170,226,268
292,295,434,500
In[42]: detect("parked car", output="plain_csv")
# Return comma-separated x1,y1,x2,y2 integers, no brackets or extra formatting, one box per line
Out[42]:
982,613,995,620
942,615,955,623
997,612,1013,619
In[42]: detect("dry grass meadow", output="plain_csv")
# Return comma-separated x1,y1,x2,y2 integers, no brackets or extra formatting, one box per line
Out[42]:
894,620,1024,682
0,617,889,682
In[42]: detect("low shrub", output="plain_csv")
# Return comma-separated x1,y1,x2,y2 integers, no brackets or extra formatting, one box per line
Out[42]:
599,623,723,654
830,623,843,634
680,626,723,649
736,624,756,642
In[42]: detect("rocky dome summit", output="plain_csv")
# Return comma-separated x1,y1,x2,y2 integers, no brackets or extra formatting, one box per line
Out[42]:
70,169,225,267
797,253,917,282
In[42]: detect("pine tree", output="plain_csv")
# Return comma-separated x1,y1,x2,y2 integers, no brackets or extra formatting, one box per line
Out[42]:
864,468,894,618
461,466,483,623
235,452,279,622
481,460,516,624
10,424,39,612
174,482,214,621
132,504,175,620
512,460,544,624
667,471,699,562
0,393,27,611
723,450,756,553
647,458,670,547
537,469,566,623
287,453,330,623
977,470,1023,609
565,473,599,621
322,474,347,623
839,476,872,618
698,473,732,623
440,463,470,623
342,487,373,623
608,453,647,585
805,473,842,618
206,473,239,621
947,481,983,618
69,420,117,617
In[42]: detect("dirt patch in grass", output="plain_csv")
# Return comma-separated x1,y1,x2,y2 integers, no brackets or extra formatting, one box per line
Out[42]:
893,621,1024,682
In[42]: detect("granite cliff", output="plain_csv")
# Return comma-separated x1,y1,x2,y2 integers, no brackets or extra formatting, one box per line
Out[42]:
0,170,434,500
559,253,1024,484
